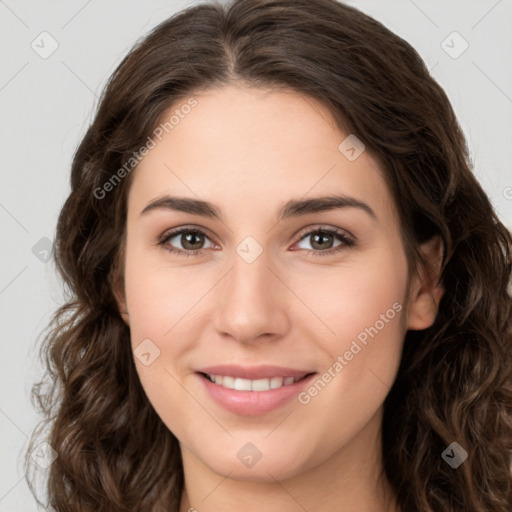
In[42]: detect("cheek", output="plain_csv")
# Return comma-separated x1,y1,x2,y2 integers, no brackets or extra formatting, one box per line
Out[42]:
124,256,207,344
122,259,203,443
293,247,407,421
122,256,215,426
293,245,408,350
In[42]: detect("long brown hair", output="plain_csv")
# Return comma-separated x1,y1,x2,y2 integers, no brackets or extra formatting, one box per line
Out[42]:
26,0,512,510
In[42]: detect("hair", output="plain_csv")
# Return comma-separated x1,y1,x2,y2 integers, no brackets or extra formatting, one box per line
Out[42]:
26,0,512,510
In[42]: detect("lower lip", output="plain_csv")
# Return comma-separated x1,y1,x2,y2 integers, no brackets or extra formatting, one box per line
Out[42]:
197,373,316,416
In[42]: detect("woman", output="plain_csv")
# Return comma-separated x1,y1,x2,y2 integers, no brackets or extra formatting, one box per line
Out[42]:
26,0,512,510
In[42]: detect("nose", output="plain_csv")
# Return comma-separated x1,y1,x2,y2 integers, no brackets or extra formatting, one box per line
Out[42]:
212,243,290,345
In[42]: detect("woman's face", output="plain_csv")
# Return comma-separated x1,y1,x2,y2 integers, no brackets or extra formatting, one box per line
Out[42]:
116,84,434,482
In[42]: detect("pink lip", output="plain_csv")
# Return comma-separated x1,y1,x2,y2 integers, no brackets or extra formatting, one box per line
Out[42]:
196,365,317,416
197,364,313,380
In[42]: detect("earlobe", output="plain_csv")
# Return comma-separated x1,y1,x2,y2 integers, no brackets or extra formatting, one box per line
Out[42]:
120,310,130,325
406,235,445,331
110,252,130,327
113,282,130,326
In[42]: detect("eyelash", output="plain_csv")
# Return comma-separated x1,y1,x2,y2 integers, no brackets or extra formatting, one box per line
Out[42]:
157,225,355,258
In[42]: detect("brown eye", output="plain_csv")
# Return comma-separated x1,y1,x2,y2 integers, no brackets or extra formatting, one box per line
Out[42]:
159,228,214,256
176,231,205,250
294,227,354,257
309,232,336,250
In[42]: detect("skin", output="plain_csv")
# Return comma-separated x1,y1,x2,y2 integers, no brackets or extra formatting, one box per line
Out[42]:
114,84,444,512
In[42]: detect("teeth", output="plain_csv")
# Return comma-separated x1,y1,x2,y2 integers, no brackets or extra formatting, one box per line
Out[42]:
270,377,284,389
206,374,303,391
234,378,252,391
222,376,235,389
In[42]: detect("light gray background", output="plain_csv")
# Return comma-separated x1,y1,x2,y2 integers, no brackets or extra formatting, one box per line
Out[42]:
1,0,511,510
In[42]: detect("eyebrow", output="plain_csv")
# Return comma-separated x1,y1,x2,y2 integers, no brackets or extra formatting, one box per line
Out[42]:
139,194,377,222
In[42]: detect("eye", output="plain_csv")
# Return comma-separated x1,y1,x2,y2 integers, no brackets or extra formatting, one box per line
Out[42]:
293,226,354,257
158,227,215,257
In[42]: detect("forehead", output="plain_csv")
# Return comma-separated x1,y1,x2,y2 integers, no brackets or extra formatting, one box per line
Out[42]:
127,85,396,225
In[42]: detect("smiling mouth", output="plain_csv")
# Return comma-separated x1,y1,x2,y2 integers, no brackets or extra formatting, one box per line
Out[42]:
199,372,314,392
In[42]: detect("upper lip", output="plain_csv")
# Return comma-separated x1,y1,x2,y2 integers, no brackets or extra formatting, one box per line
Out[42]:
197,364,315,380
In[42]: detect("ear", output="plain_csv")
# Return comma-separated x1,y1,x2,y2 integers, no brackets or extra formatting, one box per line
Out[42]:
110,248,130,327
406,235,445,331
112,282,130,326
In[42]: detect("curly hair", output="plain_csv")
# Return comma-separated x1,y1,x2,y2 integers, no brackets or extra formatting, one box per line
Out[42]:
26,0,512,510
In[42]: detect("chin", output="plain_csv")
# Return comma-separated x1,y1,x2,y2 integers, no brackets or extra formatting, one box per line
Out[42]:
196,441,314,482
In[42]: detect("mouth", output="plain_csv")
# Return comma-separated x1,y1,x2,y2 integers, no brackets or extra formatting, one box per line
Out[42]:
199,372,313,391
195,364,317,415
